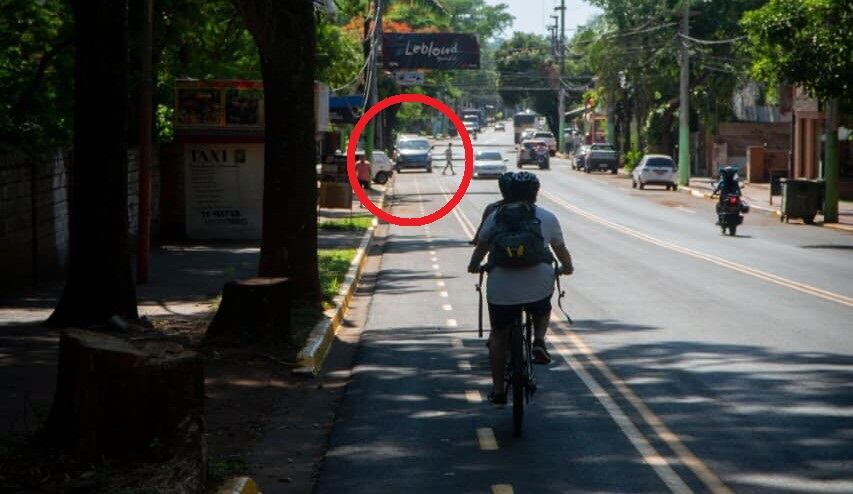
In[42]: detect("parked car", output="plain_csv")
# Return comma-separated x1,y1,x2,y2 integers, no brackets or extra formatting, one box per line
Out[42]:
517,139,550,169
393,137,433,173
572,145,590,170
494,122,505,131
583,143,618,174
473,150,508,178
371,151,394,184
533,131,557,155
632,154,678,190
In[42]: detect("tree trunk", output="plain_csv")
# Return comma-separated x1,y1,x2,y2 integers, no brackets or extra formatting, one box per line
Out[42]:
48,0,138,327
206,277,291,346
236,0,321,308
47,329,204,466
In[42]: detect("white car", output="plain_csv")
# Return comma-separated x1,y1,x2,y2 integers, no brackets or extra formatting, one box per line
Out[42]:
371,151,394,184
632,154,678,190
494,122,505,131
473,150,508,178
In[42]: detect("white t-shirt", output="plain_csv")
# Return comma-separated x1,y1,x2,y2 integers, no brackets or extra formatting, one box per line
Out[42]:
479,204,565,305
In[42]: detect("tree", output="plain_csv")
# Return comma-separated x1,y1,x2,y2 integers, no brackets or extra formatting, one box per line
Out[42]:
742,0,852,222
234,1,321,307
0,0,73,154
741,0,851,101
494,33,560,131
47,0,138,327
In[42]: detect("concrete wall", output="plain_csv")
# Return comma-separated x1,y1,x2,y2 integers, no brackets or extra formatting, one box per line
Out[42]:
706,122,791,176
0,148,159,292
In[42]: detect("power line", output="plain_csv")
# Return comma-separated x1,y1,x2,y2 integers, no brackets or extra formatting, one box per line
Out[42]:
679,33,745,45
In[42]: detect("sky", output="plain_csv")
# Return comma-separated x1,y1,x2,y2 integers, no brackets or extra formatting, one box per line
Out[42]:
485,0,601,38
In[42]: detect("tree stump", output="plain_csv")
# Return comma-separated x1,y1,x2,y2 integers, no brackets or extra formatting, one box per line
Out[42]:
205,277,291,346
47,329,204,465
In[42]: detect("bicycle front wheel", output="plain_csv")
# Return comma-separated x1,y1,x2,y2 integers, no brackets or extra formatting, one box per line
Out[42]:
511,323,525,437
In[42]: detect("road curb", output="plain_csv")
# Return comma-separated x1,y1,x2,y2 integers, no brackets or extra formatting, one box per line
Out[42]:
822,222,853,233
679,184,781,215
293,181,390,375
216,477,260,494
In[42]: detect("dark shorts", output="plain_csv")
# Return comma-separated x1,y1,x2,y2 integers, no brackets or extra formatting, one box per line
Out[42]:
488,296,552,331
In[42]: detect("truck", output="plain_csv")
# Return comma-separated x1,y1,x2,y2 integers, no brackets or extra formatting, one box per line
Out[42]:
512,111,537,144
461,108,485,128
581,143,619,174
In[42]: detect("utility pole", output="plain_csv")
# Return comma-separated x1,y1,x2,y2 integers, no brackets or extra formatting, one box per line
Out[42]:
556,0,566,155
677,0,690,186
824,98,839,222
365,0,381,159
549,15,559,57
136,0,152,283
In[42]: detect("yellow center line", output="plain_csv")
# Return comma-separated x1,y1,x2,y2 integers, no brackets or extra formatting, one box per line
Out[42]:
541,189,853,307
476,427,499,451
552,317,733,494
439,184,717,492
548,323,694,493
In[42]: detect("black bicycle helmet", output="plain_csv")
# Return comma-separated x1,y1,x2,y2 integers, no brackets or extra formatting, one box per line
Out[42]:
512,171,540,201
498,172,516,200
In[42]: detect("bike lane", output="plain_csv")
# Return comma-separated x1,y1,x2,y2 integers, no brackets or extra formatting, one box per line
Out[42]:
314,170,670,493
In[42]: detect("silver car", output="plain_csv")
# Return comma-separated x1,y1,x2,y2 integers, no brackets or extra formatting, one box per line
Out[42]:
473,150,508,178
632,154,678,190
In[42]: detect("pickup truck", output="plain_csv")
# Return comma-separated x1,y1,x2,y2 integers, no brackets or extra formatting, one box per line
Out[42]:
582,143,618,174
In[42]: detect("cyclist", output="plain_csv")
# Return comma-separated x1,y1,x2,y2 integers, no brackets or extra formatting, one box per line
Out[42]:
470,172,517,245
467,171,574,406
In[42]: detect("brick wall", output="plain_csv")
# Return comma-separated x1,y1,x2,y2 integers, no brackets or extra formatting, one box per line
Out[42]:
0,148,159,292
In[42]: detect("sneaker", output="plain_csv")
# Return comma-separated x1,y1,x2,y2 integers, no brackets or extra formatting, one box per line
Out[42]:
532,341,552,365
488,391,507,407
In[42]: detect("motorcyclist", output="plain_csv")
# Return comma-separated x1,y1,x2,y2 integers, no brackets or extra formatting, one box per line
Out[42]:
713,166,742,217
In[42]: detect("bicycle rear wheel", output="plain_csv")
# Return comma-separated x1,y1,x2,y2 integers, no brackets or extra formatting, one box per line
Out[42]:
511,321,525,437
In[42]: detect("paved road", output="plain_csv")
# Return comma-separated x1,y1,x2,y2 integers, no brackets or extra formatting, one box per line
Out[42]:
314,124,853,493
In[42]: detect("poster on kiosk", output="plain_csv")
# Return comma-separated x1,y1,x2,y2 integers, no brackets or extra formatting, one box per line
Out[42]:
173,80,329,240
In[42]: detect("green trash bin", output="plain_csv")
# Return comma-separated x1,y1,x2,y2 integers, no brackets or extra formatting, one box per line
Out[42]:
780,179,824,224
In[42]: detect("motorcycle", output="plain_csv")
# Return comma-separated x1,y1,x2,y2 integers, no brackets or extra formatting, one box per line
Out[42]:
715,192,749,236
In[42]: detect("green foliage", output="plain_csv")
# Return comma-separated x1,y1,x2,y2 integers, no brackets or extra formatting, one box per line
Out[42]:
623,148,643,171
319,215,374,231
0,0,72,153
319,248,357,304
741,0,852,100
316,14,364,90
494,33,559,129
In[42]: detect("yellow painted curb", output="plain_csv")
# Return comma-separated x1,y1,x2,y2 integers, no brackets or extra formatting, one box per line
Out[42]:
823,222,853,233
217,476,260,494
294,180,391,375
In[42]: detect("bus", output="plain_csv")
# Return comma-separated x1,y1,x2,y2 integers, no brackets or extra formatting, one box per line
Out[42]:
513,111,538,143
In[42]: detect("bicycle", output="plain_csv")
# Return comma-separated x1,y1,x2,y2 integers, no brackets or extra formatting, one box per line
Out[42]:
476,264,572,437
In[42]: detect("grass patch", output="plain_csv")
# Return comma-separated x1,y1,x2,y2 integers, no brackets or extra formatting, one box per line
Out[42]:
319,215,374,231
319,247,357,305
207,454,249,486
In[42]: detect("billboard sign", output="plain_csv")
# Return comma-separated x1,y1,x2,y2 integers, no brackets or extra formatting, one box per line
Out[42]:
394,71,425,86
383,33,480,70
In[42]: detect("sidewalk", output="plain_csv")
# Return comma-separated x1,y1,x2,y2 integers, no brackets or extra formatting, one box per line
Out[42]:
682,177,853,232
0,182,384,439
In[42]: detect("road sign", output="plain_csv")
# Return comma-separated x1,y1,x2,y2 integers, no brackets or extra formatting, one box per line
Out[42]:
394,71,425,86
